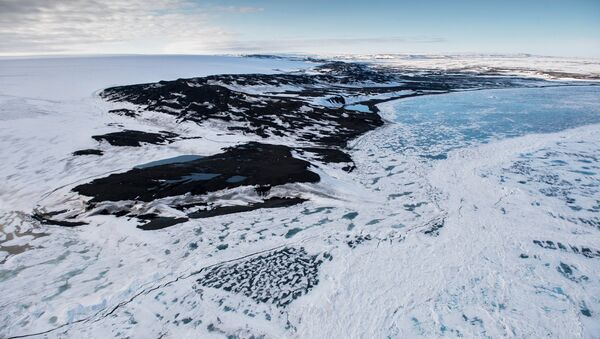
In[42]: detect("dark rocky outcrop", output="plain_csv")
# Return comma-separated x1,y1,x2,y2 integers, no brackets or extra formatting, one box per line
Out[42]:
74,142,319,203
73,149,103,156
92,130,178,147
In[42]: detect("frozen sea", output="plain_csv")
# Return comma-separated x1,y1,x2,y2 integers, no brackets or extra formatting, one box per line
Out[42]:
0,55,599,338
375,85,600,158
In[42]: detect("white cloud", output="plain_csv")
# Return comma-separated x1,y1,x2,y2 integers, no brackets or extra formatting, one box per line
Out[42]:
0,0,242,55
0,0,445,56
214,5,263,13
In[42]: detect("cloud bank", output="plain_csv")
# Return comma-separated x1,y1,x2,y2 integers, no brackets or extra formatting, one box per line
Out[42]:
0,0,246,55
0,0,444,56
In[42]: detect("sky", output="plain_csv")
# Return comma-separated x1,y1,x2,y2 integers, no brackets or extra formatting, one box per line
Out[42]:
1,0,599,57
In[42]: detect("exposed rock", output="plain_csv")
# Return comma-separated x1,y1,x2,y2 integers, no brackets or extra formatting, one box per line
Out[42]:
92,130,179,147
73,142,319,203
72,149,103,156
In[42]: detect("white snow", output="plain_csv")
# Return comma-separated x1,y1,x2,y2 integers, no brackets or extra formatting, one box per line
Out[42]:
1,55,599,338
335,54,600,80
0,55,313,100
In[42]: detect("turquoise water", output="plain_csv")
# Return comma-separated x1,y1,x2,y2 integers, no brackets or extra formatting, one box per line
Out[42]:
135,155,203,169
345,104,371,113
162,172,221,185
387,85,600,158
226,175,247,183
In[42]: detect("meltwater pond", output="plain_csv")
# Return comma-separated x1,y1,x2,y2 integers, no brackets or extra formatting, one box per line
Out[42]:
381,85,600,158
135,155,203,169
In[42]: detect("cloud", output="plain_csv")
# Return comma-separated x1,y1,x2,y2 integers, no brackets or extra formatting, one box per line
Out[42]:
0,1,444,56
214,5,263,13
0,0,238,55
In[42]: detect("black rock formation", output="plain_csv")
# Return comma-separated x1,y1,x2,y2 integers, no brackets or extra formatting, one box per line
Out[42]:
74,142,319,203
92,130,178,147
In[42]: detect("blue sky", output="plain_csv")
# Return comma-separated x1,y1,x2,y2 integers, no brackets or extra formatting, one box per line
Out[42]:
216,0,600,56
1,0,599,56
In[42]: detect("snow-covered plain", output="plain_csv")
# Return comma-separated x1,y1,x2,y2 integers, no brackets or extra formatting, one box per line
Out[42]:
1,55,599,338
337,54,600,80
